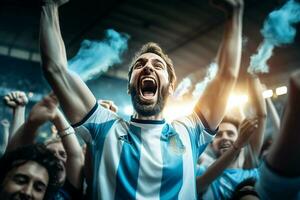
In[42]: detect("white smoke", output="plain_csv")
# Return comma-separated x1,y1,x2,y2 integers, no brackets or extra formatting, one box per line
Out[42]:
68,29,130,81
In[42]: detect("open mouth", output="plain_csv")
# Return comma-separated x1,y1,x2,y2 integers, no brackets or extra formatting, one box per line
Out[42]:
139,77,158,100
57,162,65,172
219,142,232,150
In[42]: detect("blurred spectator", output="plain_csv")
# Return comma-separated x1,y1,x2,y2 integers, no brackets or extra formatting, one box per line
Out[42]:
4,91,28,137
0,144,61,200
0,119,10,157
255,70,300,200
7,94,84,199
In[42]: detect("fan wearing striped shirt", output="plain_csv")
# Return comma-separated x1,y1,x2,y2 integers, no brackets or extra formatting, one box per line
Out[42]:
39,0,244,199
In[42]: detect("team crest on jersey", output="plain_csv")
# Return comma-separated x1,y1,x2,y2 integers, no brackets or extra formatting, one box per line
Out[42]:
118,134,133,145
168,134,186,155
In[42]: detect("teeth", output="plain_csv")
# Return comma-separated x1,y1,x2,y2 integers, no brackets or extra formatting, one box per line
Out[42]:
221,146,230,149
220,143,231,148
140,77,157,99
142,77,155,84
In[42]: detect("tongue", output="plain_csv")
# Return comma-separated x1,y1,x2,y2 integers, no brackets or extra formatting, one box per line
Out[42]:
143,91,155,98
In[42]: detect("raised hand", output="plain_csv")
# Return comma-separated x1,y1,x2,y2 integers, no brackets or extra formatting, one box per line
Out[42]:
98,99,118,113
43,0,69,7
4,91,28,108
210,0,244,14
28,94,58,126
234,118,258,149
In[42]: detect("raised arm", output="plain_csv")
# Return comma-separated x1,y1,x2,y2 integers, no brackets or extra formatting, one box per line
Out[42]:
40,0,96,123
197,118,257,193
267,70,300,176
266,97,280,133
255,70,300,200
244,75,267,165
195,0,244,130
0,119,10,156
7,95,57,151
4,91,28,136
52,103,84,189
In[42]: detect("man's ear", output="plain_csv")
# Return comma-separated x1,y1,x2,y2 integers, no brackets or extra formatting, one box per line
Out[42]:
168,83,174,96
127,83,131,94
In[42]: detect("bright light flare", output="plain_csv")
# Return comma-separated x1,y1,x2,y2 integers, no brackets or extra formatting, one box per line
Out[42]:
262,89,273,98
164,101,195,122
227,94,249,109
275,86,287,96
124,105,133,116
28,92,34,98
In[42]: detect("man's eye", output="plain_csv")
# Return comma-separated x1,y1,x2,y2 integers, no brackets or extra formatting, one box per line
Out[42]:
34,183,46,193
228,131,235,137
13,176,27,184
215,132,222,138
134,63,143,69
154,64,163,69
153,62,164,69
60,151,67,158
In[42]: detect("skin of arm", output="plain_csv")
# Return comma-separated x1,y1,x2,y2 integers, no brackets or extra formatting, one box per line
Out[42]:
266,97,280,133
8,93,85,189
52,107,84,189
4,91,28,137
6,95,57,151
267,70,300,177
195,0,244,130
243,75,267,168
40,1,96,124
0,119,10,156
196,118,258,193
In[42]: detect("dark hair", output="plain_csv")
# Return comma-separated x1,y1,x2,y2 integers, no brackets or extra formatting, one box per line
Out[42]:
221,116,241,130
230,177,259,200
128,42,176,87
0,144,61,200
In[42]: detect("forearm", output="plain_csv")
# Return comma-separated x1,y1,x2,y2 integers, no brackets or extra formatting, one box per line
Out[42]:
267,70,300,176
197,145,241,193
195,7,243,130
40,4,67,70
0,126,10,156
266,98,280,132
54,111,83,157
6,120,40,151
11,106,26,137
248,75,267,117
39,4,96,124
217,8,243,78
247,75,267,155
53,111,84,188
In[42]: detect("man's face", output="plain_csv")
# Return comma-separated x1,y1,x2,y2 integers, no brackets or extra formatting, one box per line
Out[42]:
128,53,173,116
46,142,66,184
0,161,49,200
211,122,238,157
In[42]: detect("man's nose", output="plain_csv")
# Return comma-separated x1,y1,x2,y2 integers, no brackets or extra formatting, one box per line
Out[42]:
143,64,154,74
21,184,33,199
221,133,230,140
53,151,60,159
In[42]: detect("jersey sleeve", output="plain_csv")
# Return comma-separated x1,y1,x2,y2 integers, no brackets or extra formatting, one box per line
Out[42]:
72,103,119,144
172,111,218,160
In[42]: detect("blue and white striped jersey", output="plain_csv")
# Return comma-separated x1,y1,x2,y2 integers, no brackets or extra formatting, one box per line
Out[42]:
196,166,259,200
74,103,215,200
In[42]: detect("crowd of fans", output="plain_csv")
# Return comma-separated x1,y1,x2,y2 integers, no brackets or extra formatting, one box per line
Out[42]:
0,0,299,199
